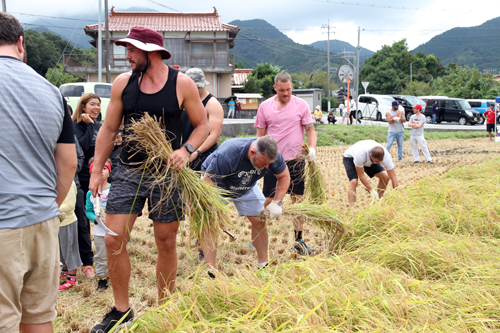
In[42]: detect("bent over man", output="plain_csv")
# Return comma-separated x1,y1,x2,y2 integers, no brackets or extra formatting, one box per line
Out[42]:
343,140,399,207
89,26,208,333
201,136,290,274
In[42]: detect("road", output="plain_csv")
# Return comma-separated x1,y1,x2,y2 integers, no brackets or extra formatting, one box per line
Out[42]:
223,117,488,131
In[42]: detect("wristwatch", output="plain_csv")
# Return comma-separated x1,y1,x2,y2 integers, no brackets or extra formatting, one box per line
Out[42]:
196,149,202,156
273,200,282,206
182,143,194,154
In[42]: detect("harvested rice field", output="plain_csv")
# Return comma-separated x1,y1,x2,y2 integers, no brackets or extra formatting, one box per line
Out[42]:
55,137,500,332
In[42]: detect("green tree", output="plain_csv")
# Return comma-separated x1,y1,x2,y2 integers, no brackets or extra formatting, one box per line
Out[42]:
439,64,499,99
46,64,83,87
235,61,245,69
243,62,281,98
400,80,433,96
25,30,59,76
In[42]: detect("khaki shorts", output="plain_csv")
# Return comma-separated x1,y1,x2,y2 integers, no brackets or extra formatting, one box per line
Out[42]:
0,217,60,331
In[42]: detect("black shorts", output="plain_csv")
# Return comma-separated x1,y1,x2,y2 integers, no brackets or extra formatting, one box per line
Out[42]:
262,158,305,197
107,163,184,223
486,124,497,133
343,156,385,181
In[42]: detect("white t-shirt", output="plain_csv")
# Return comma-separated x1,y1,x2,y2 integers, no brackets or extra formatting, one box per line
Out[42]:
344,140,394,170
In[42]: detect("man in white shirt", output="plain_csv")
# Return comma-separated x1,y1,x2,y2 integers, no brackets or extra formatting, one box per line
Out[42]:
343,140,399,207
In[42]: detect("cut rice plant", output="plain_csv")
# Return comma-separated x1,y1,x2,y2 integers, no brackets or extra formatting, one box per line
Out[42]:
127,113,232,239
301,144,327,204
285,202,345,251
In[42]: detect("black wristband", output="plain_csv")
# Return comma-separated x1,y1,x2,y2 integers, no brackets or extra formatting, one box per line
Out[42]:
196,149,202,156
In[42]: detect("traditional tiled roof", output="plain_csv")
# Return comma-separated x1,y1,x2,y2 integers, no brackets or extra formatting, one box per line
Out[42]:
85,7,239,33
232,69,252,85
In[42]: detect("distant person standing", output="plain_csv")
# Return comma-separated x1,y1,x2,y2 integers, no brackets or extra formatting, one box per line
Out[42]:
437,101,445,123
386,100,406,162
255,72,317,255
431,100,438,124
483,103,499,141
0,13,77,332
339,101,346,124
408,104,433,164
235,98,242,118
348,96,359,124
227,97,236,118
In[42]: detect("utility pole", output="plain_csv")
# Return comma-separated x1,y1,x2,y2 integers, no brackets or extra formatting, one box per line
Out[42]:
322,21,332,112
97,0,102,82
2,0,6,12
355,27,361,107
105,0,110,83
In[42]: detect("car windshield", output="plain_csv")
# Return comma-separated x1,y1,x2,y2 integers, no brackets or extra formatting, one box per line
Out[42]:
95,85,111,99
60,85,84,97
457,100,471,109
379,98,395,106
403,96,425,106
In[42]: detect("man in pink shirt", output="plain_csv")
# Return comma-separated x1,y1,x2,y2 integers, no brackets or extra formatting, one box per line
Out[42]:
255,72,317,255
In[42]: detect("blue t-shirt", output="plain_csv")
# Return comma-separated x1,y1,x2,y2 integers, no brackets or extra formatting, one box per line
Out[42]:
202,137,286,198
228,100,235,109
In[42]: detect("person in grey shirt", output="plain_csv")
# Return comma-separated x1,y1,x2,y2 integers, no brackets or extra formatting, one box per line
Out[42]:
0,13,77,333
408,104,433,164
386,100,406,162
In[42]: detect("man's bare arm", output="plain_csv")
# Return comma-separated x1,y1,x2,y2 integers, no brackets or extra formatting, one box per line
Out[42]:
54,143,77,206
387,168,399,188
256,127,267,137
196,97,223,154
304,123,317,149
355,166,372,191
273,167,291,202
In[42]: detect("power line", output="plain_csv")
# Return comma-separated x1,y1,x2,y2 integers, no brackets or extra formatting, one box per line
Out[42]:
312,0,466,12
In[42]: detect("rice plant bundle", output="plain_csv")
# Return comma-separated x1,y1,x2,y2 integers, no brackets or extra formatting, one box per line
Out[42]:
127,113,232,238
301,144,327,204
285,202,345,251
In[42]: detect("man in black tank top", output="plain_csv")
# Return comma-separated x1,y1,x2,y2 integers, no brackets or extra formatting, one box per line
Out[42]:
182,68,224,172
88,26,209,332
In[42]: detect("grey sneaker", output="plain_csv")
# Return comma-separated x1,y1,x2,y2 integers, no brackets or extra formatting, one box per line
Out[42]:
427,161,434,164
91,307,134,333
294,239,312,255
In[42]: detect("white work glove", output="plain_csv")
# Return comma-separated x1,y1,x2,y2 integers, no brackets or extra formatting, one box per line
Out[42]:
392,117,400,122
266,201,282,219
305,147,316,162
369,189,379,200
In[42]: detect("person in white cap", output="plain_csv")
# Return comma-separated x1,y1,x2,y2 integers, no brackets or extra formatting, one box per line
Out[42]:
408,104,433,164
89,26,209,333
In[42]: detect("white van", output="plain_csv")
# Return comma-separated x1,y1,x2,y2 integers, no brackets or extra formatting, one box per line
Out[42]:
357,94,404,121
59,82,112,121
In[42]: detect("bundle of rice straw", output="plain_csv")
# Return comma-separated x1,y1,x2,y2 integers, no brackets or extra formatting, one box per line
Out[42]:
285,202,345,251
301,144,327,204
126,113,232,239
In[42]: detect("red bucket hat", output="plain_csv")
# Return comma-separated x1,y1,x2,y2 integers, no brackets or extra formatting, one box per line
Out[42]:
115,26,171,59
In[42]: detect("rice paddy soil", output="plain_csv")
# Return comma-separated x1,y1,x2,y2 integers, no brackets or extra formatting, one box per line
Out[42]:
55,137,500,332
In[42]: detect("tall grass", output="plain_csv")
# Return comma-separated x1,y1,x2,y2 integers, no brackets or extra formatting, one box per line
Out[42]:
125,158,500,332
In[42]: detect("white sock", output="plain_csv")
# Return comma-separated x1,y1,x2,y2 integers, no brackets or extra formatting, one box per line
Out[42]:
258,262,268,268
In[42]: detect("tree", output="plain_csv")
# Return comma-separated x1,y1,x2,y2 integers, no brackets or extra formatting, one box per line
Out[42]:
25,30,60,76
235,61,245,69
400,81,433,96
46,64,83,87
439,64,500,99
243,62,281,98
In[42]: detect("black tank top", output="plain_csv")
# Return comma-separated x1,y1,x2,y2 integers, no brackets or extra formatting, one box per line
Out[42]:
180,93,218,156
121,66,181,164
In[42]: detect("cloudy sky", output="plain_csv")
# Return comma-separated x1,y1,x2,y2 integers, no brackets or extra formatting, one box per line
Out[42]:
8,0,500,52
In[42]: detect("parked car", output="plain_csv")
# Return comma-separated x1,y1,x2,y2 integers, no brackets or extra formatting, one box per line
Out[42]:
357,94,404,121
388,95,426,121
423,97,481,125
466,99,498,124
59,82,112,121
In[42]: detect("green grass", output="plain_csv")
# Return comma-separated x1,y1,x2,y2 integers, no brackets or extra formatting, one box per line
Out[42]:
219,124,486,147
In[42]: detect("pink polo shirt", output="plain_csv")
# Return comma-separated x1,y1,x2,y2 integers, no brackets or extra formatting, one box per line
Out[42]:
254,95,312,161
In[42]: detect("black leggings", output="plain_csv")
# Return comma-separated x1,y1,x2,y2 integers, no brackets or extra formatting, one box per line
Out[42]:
77,179,94,266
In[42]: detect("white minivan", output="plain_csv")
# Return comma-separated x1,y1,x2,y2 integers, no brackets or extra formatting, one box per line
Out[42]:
357,94,404,121
59,82,112,121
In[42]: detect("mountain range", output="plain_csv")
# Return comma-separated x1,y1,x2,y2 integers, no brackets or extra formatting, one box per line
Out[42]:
413,16,500,71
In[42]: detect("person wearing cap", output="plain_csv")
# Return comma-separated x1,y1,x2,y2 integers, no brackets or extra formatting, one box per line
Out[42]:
89,26,209,332
182,68,224,172
386,100,406,162
408,105,433,164
483,103,499,141
255,72,317,256
343,140,399,207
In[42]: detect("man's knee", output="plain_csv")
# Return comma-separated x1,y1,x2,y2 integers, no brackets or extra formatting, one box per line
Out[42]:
349,178,358,187
376,172,390,184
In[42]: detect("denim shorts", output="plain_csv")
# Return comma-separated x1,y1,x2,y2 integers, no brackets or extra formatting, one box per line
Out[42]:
107,163,184,223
